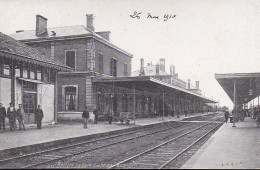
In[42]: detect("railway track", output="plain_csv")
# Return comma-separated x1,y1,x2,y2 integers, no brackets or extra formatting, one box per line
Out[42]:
0,121,197,169
109,121,223,169
0,113,224,169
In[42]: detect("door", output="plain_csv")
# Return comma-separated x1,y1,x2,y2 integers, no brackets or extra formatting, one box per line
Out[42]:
23,93,37,124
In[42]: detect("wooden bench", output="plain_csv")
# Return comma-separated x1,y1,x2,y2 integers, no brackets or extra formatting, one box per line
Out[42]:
119,112,134,124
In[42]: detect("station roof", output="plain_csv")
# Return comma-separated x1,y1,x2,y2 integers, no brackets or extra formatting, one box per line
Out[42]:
0,32,72,71
92,76,217,103
215,73,260,105
9,25,133,58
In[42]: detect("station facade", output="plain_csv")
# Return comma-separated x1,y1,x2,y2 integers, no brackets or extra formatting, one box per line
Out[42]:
10,14,216,122
0,32,71,124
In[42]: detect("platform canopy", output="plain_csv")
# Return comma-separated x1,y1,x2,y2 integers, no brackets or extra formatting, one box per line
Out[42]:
92,76,217,103
215,73,260,105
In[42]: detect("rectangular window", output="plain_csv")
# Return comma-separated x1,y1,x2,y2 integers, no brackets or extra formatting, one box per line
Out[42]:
64,86,77,111
23,62,29,78
65,50,76,69
51,42,55,58
110,58,117,77
50,69,56,83
124,63,128,76
98,53,104,74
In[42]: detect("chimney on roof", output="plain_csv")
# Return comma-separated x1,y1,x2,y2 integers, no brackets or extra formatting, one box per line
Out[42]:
139,58,145,76
159,58,165,72
156,63,160,75
96,31,110,41
196,81,199,89
36,15,48,36
86,14,95,32
170,65,175,76
187,79,191,89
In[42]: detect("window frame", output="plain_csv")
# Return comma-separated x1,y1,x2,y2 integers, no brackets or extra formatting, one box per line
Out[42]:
123,62,128,76
98,52,104,74
65,50,77,70
62,85,78,111
110,58,117,77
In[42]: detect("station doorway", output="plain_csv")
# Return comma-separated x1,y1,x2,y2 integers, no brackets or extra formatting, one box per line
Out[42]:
23,93,37,124
22,81,38,124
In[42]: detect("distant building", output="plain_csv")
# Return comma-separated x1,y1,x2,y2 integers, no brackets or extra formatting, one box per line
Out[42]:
132,58,202,93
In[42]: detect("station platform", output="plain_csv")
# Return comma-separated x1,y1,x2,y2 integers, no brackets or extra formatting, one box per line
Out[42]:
182,117,260,169
0,112,213,154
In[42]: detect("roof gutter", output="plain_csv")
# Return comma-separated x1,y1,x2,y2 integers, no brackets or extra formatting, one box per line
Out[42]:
20,33,133,58
0,50,72,71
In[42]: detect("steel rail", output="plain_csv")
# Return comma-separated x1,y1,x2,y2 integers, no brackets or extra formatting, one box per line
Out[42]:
0,121,182,164
19,122,195,169
159,121,224,169
108,122,214,169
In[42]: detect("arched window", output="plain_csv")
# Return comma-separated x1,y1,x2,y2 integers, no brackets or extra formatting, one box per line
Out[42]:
65,86,77,111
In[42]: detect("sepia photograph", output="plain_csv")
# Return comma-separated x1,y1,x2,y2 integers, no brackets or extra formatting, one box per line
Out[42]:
0,0,259,169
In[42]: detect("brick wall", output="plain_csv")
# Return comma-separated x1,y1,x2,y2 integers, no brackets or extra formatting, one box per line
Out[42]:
27,38,132,76
57,74,86,112
94,40,132,77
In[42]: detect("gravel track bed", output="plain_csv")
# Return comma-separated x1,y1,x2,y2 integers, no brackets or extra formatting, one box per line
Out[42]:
0,121,180,161
163,122,223,169
0,121,184,168
38,122,208,168
116,123,219,169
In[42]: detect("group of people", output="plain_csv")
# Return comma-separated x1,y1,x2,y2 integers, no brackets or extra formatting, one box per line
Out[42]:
0,103,44,131
82,106,114,129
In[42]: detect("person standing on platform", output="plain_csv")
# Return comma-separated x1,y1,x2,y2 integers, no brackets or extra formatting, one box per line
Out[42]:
185,109,188,117
224,110,229,123
16,104,26,130
0,103,6,131
7,103,16,131
82,106,89,128
93,107,99,124
107,106,114,124
35,105,44,129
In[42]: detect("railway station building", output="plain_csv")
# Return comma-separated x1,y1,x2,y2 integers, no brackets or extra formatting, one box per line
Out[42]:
0,32,71,124
10,14,217,122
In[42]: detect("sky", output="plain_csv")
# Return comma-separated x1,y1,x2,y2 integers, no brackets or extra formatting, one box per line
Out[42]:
1,0,260,109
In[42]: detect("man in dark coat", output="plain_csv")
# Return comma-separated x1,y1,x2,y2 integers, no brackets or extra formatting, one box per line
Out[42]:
82,106,89,128
224,110,229,123
7,103,16,131
0,103,6,131
16,104,26,130
35,105,44,129
107,106,114,125
93,107,99,124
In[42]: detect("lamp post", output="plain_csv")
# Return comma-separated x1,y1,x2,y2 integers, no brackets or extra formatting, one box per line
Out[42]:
233,80,236,127
162,92,165,121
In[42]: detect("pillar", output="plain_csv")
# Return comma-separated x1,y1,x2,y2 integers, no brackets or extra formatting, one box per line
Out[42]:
54,70,58,123
162,92,165,120
11,59,15,106
233,80,236,127
133,83,136,124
